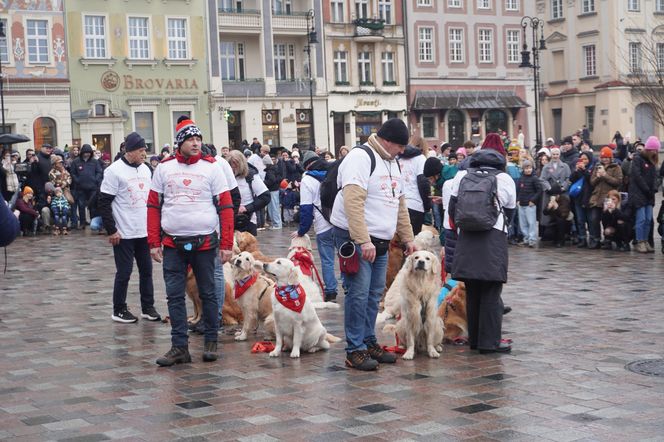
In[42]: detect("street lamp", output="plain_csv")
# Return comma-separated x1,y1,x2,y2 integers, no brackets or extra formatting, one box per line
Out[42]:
0,20,6,134
304,9,317,150
519,16,546,149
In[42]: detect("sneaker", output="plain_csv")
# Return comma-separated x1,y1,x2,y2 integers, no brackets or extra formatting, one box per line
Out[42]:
112,309,138,323
156,346,191,367
345,350,378,371
141,307,161,322
366,342,397,363
270,226,282,230
202,341,218,362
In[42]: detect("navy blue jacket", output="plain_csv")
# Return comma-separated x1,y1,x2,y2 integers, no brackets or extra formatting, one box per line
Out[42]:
71,145,103,191
0,200,20,247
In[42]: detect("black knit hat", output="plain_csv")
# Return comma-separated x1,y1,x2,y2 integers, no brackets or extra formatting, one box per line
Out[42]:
125,132,146,152
423,157,442,178
562,136,573,145
377,118,409,146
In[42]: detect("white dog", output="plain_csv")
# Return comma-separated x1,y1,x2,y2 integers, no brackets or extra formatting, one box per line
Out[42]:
383,251,444,359
231,252,275,341
260,258,339,358
287,234,325,303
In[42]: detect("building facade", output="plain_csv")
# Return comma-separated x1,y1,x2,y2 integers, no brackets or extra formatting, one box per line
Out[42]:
65,0,211,157
323,0,408,154
406,0,534,148
0,0,72,154
208,0,328,151
540,0,664,144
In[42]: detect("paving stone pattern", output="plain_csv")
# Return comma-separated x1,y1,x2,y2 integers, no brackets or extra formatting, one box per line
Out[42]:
1,228,664,441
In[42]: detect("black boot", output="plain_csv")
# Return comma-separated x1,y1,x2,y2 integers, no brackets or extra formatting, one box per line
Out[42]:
577,239,588,248
156,346,191,367
588,239,601,249
202,341,218,362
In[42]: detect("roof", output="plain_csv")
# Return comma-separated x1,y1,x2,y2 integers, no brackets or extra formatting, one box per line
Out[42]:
412,90,529,110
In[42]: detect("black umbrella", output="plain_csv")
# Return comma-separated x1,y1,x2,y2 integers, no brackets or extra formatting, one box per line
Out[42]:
0,134,31,145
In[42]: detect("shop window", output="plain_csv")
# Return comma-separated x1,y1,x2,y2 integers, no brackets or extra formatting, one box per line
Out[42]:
485,109,507,136
296,109,313,149
135,111,155,152
33,117,57,147
262,110,280,147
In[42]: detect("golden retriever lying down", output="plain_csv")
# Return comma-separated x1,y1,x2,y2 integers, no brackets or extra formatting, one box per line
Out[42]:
439,281,468,344
258,258,341,358
382,251,444,359
231,252,275,340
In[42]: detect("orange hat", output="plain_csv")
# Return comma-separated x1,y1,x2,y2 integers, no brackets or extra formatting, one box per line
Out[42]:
600,146,613,158
22,186,34,196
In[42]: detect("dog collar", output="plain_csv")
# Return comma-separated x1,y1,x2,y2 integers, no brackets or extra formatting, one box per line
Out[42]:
235,274,258,299
274,284,306,313
290,248,314,277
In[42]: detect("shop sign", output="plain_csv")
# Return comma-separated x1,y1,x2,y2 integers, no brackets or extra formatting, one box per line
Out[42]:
101,70,199,92
355,98,381,108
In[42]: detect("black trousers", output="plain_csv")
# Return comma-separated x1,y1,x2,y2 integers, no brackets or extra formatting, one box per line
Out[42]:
112,237,154,314
464,279,504,351
408,208,425,236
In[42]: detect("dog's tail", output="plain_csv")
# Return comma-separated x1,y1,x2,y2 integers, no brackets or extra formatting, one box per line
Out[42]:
382,323,397,334
311,302,340,310
325,333,342,343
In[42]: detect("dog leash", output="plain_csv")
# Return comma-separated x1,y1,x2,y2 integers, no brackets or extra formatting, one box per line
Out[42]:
290,248,325,295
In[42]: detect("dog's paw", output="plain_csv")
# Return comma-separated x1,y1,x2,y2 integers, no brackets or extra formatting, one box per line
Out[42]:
234,330,242,336
435,344,443,352
402,350,415,360
268,350,281,357
427,347,440,359
234,333,247,341
289,349,301,358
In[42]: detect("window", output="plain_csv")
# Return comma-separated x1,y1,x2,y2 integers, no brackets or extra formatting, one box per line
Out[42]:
629,42,642,72
128,17,150,59
379,0,391,24
0,18,9,63
582,0,594,13
417,0,432,6
94,103,107,117
33,117,57,147
334,51,348,83
478,28,493,63
134,112,155,151
448,0,461,6
505,0,518,11
273,0,292,14
331,0,344,22
237,43,245,79
274,44,287,80
657,0,664,12
477,0,490,9
83,15,106,59
167,18,188,59
358,51,372,84
288,44,296,78
381,52,395,84
220,42,236,80
506,30,520,64
583,45,596,76
418,27,433,62
585,106,595,133
355,0,368,18
657,43,664,72
627,0,639,11
422,115,436,138
449,28,464,63
26,19,49,63
551,0,563,19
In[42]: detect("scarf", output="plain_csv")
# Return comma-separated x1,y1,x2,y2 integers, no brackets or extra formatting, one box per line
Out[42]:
235,274,258,299
366,134,392,160
274,284,306,313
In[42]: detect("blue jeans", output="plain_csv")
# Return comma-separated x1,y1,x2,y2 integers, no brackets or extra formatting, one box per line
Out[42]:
52,206,70,228
214,254,225,321
268,191,282,228
574,199,590,241
334,227,388,353
90,216,103,231
518,205,538,243
432,203,443,230
163,247,218,346
316,228,337,295
635,205,653,241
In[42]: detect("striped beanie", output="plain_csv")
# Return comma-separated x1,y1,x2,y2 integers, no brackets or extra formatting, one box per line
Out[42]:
175,116,203,147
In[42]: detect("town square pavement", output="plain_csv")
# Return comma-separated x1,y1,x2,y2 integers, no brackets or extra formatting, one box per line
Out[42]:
1,227,663,441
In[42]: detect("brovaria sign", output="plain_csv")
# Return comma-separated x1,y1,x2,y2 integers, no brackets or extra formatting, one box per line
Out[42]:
101,70,199,92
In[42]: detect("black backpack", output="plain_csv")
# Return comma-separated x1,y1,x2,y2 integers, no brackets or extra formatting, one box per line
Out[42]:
454,167,504,232
319,145,376,222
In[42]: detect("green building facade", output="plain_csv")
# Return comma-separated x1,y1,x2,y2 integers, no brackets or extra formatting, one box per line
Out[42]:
65,0,211,156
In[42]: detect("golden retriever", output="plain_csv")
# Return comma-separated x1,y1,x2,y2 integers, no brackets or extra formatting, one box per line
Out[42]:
383,251,444,359
184,263,244,327
231,252,275,340
384,226,440,293
259,258,340,358
439,281,468,344
236,231,274,263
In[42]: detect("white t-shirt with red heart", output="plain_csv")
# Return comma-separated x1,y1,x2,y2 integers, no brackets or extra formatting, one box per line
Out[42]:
151,158,229,237
100,160,152,239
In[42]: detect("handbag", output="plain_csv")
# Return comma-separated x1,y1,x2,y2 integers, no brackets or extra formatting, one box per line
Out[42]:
338,241,359,275
63,188,75,205
568,177,584,198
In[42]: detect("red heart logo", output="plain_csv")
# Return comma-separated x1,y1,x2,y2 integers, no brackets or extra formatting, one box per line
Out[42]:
183,179,192,186
138,183,144,189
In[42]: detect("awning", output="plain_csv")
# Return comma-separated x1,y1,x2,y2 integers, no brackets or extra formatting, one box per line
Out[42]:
412,90,529,110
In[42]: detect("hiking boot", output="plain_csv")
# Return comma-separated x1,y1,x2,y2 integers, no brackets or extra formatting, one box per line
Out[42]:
587,240,601,250
324,292,337,302
366,342,396,363
112,309,138,323
202,341,218,362
141,307,161,322
577,239,588,248
52,227,60,236
345,350,378,371
156,346,191,366
62,228,69,236
188,320,205,334
635,241,649,253
645,242,655,253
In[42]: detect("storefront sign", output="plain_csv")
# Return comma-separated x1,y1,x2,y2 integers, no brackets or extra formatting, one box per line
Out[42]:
100,70,199,92
355,98,381,108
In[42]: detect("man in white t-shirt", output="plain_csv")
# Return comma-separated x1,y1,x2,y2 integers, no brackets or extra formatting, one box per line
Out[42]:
99,132,159,324
331,118,416,371
148,118,235,366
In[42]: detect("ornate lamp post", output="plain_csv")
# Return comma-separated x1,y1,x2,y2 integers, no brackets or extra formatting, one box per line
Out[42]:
304,9,317,150
519,16,546,149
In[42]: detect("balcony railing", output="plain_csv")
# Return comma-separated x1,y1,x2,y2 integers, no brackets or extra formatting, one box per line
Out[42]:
276,78,316,96
272,12,308,30
222,79,266,97
354,18,386,39
218,8,261,28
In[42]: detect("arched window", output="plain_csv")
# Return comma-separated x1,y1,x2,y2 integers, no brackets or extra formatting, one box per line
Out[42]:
33,117,57,148
447,109,465,148
485,109,507,136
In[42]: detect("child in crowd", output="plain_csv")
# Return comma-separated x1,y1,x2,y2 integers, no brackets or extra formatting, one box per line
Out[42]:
280,180,300,225
601,190,631,251
15,186,39,236
517,160,541,247
50,187,71,236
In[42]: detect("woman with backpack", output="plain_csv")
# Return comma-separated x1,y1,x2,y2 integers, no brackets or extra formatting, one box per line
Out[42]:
227,150,270,235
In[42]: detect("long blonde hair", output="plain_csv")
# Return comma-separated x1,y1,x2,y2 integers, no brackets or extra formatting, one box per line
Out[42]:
408,134,430,157
227,150,249,178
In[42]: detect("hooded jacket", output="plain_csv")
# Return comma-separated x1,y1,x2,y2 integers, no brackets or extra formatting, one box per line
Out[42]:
71,145,103,191
629,153,658,208
589,161,623,208
0,198,20,246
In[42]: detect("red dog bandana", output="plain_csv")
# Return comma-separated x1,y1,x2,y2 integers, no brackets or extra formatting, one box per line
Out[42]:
290,248,314,277
235,274,258,299
274,284,306,313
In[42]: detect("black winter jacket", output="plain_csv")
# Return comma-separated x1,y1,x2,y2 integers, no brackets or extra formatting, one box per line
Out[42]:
569,167,593,208
629,153,658,208
561,147,580,172
71,145,103,191
517,173,542,206
26,151,52,196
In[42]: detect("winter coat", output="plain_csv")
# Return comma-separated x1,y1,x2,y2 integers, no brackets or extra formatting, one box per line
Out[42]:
26,150,52,196
589,162,622,208
263,164,281,191
280,188,299,209
569,167,593,208
71,145,103,191
629,153,658,208
50,195,70,212
542,193,572,221
517,173,542,206
16,197,39,217
443,228,457,275
450,150,513,283
561,147,580,171
278,158,303,183
48,167,72,191
540,160,571,194
0,198,20,246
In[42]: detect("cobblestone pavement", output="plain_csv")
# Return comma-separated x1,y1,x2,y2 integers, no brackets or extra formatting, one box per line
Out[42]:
1,227,663,442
